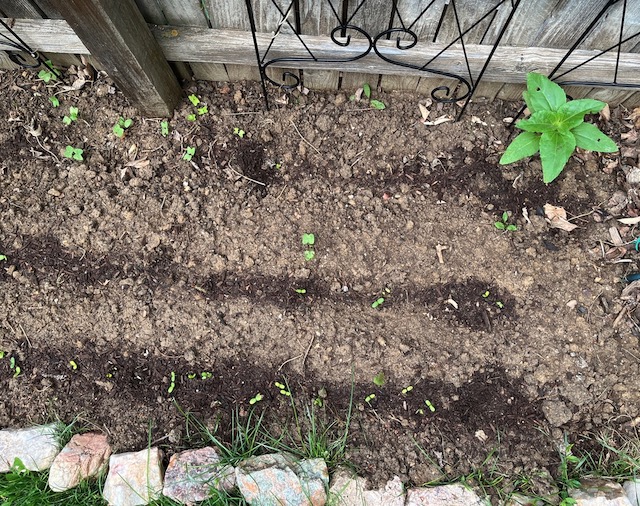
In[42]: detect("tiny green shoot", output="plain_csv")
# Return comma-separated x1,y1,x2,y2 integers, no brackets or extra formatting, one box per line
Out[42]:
373,371,386,387
233,127,245,138
249,393,264,405
168,371,176,394
482,290,490,298
0,351,4,358
49,96,60,108
371,297,385,309
295,288,307,294
402,385,413,395
495,211,517,231
38,63,57,83
0,254,7,261
274,381,291,397
188,94,201,106
112,117,133,138
201,371,212,380
364,393,376,405
161,120,169,137
425,399,436,412
313,397,323,407
63,146,84,161
183,146,196,161
302,233,315,246
187,373,197,380
69,360,78,371
197,105,208,115
187,113,197,121
9,357,21,378
496,301,505,309
304,250,315,261
62,106,79,125
370,100,386,110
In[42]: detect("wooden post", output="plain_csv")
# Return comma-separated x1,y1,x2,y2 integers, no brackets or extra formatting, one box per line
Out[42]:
48,0,181,117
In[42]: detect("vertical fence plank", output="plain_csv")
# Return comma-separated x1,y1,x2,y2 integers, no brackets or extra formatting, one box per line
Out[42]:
300,0,341,90
49,0,181,116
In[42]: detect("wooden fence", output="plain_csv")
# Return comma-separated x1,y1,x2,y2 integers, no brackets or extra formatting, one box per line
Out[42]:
1,0,639,115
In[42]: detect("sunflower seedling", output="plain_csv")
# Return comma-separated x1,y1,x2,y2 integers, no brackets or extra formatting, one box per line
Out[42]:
113,117,133,138
364,393,376,406
183,146,196,161
9,356,21,378
500,72,617,183
49,96,60,108
233,127,245,138
352,83,386,110
249,393,264,405
495,211,517,231
62,106,79,125
64,146,84,161
295,288,307,294
201,371,212,380
275,381,291,397
168,371,176,394
371,297,385,309
161,120,169,137
402,385,413,395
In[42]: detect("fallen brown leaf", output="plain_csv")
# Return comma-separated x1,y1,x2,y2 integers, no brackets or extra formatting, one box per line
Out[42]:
544,203,578,232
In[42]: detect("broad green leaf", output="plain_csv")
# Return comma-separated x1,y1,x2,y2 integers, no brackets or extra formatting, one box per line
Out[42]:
370,99,386,110
557,99,605,129
539,130,576,183
506,224,517,231
527,73,566,111
571,122,618,153
373,371,386,386
495,221,505,230
522,91,536,114
516,110,558,133
363,83,371,99
302,233,315,245
499,131,541,164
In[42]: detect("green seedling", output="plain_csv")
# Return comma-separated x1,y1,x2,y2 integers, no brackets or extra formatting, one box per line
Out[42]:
62,106,79,125
274,381,291,397
402,385,413,395
161,120,169,137
275,162,282,170
0,254,6,261
183,146,196,161
371,297,385,309
482,290,490,298
313,396,324,407
295,288,307,294
495,211,517,231
0,351,5,358
64,146,84,161
9,357,21,378
370,100,386,110
49,96,60,108
233,127,245,138
496,301,505,309
197,105,208,115
38,61,57,83
424,399,436,412
373,371,386,387
187,113,197,121
112,117,133,138
68,360,78,371
188,94,201,106
500,72,618,183
187,373,197,379
302,233,315,261
352,83,387,110
168,371,176,394
249,393,264,405
364,393,376,405
304,250,315,261
201,371,212,380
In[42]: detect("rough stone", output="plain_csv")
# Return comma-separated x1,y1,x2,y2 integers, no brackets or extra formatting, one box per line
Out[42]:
102,448,163,506
0,424,60,472
405,484,488,506
236,452,328,506
162,447,235,504
328,468,404,505
570,478,633,505
624,479,640,506
541,400,573,427
48,432,111,492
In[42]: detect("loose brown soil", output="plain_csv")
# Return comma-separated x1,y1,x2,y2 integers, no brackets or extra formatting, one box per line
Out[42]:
1,69,639,496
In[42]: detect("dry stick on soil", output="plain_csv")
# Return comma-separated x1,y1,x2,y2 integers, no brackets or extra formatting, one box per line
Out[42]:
228,164,266,186
277,354,304,372
290,120,321,155
436,244,448,264
301,333,316,375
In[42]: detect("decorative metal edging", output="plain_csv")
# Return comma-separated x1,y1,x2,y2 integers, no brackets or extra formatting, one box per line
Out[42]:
0,18,49,70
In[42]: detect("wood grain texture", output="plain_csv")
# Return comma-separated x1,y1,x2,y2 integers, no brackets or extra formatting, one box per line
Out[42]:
0,0,44,18
45,0,181,116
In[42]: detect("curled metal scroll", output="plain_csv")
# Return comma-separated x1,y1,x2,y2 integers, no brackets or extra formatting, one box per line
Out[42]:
262,24,373,89
0,18,45,69
373,28,471,103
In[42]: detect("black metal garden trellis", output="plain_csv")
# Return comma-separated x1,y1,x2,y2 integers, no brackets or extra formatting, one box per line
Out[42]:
244,0,522,119
0,17,51,70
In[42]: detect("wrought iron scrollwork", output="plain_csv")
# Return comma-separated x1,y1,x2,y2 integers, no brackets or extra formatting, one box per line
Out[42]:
0,18,46,69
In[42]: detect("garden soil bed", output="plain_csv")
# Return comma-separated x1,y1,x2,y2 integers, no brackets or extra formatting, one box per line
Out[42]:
1,69,639,494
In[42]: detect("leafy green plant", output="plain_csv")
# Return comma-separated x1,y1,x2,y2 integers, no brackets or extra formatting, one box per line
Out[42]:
200,371,212,380
112,117,133,138
353,83,386,110
183,146,196,161
187,113,197,122
302,233,315,261
0,254,6,261
63,146,84,161
160,120,169,137
62,106,79,125
274,381,291,397
249,393,263,405
188,94,201,106
167,371,176,394
371,297,385,309
38,61,57,83
373,372,386,387
49,96,60,108
233,127,245,138
197,105,208,116
500,72,617,183
495,211,517,231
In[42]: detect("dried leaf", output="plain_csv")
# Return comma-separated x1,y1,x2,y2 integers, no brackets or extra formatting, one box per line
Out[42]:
354,87,363,102
423,115,454,126
471,116,487,126
26,118,41,137
418,103,430,121
618,216,640,225
609,226,623,246
621,130,638,143
544,203,578,232
599,103,610,122
629,107,640,129
275,94,289,105
502,117,514,124
125,159,150,169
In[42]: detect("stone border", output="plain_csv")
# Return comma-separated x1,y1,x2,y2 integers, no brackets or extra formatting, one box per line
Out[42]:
1,424,639,505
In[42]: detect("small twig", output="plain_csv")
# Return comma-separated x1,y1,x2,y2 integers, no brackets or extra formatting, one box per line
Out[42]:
301,333,316,374
228,165,266,186
290,120,321,155
275,184,287,200
435,244,448,264
18,323,32,349
612,306,628,328
35,136,60,164
221,111,262,116
277,353,303,372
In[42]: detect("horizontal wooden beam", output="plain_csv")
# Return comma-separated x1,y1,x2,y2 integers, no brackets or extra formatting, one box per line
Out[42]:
3,18,640,88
